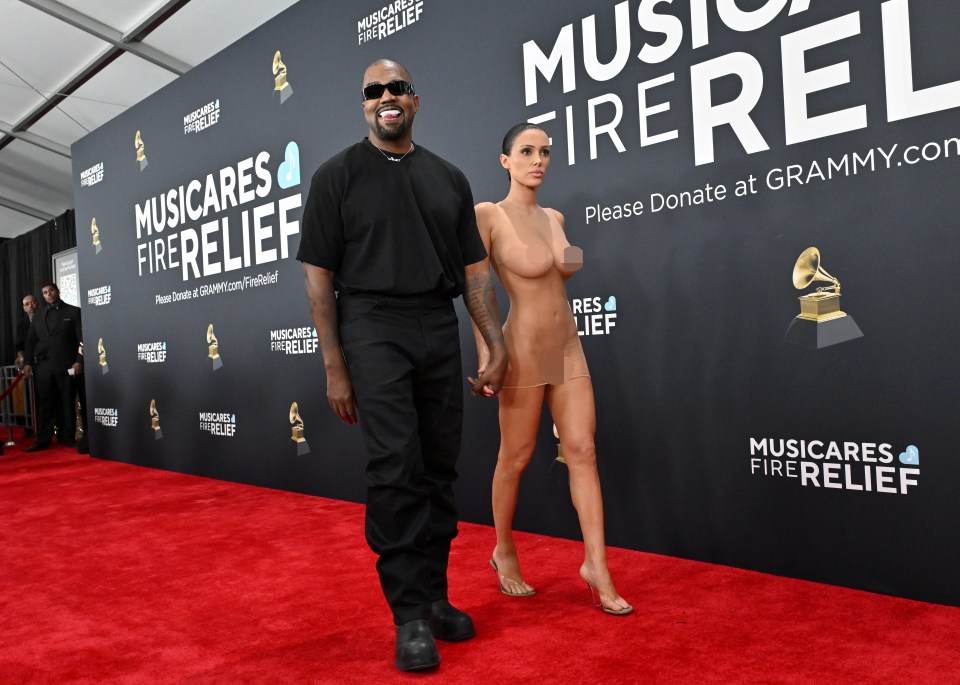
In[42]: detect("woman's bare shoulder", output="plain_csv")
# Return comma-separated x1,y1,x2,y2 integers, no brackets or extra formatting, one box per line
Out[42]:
475,201,502,219
543,207,565,227
475,202,505,243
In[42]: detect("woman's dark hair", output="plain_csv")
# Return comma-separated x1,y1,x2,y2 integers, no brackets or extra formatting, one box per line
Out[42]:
501,122,545,180
501,122,544,155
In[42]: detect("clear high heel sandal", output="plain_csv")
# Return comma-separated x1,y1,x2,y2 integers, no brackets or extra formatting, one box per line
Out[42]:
489,558,536,597
585,581,633,615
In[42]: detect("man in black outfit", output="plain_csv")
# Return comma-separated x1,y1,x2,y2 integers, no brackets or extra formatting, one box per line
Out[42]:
22,283,84,451
298,59,507,672
14,294,40,440
14,294,39,368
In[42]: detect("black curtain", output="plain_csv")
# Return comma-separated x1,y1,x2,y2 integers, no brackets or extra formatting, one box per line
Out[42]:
0,210,77,365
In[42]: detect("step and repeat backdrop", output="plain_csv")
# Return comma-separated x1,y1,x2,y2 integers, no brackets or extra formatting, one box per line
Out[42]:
72,0,958,605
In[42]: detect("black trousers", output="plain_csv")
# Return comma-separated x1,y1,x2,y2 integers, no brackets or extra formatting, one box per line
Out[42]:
339,293,463,625
33,361,77,445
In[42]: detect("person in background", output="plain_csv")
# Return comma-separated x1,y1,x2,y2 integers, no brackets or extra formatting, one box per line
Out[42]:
473,123,632,615
22,283,83,452
14,294,39,369
14,294,40,439
298,59,507,671
76,342,89,454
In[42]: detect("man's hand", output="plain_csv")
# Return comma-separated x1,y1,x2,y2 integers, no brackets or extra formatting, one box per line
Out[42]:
326,365,357,425
70,362,83,377
475,349,491,379
303,263,358,425
21,363,33,378
468,344,506,396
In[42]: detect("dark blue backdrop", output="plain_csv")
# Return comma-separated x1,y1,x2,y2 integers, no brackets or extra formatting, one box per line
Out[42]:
72,0,959,605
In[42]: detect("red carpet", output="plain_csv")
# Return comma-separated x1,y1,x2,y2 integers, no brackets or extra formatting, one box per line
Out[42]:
1,441,958,684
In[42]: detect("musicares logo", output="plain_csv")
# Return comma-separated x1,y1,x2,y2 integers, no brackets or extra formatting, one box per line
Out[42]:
94,407,119,427
571,295,618,337
183,99,221,135
87,285,111,306
357,0,424,45
199,412,237,437
749,438,920,495
270,326,318,355
137,341,167,364
80,161,104,187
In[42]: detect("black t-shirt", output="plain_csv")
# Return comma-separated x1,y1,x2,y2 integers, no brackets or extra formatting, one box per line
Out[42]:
296,139,486,297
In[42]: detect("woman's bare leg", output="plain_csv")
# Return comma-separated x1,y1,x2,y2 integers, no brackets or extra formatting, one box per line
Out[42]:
547,377,630,612
491,385,545,595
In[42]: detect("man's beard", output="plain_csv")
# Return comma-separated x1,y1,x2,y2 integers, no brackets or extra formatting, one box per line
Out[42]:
376,118,408,140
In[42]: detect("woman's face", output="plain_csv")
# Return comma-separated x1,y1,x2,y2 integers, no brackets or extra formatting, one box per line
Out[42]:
501,128,551,186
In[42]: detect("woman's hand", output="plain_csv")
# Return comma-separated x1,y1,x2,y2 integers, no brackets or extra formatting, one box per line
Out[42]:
476,348,490,377
468,343,506,397
468,347,499,396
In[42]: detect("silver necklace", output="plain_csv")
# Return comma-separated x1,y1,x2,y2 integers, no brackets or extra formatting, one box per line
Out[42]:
375,143,413,162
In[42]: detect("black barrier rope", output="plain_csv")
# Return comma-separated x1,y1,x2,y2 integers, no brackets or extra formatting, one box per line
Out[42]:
0,371,25,403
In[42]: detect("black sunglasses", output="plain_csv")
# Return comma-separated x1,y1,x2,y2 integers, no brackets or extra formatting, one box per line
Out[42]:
362,80,416,101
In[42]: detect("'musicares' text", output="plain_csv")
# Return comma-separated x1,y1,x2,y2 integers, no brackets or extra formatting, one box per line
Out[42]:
750,438,919,495
136,151,300,282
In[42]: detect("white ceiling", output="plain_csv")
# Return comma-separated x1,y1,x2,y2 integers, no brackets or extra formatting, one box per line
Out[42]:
0,0,300,239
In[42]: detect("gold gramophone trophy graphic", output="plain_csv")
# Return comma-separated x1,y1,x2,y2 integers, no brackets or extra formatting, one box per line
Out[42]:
149,399,162,440
91,217,102,254
97,337,109,374
289,401,310,455
273,50,293,104
207,323,223,370
784,247,863,349
134,130,148,170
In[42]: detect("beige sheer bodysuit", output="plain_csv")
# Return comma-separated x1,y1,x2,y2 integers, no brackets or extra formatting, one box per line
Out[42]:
488,203,589,389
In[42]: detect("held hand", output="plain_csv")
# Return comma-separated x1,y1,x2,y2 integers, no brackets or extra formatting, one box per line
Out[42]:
476,348,490,377
21,363,33,379
71,362,83,377
326,366,357,425
466,372,497,397
468,346,507,397
467,347,496,395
